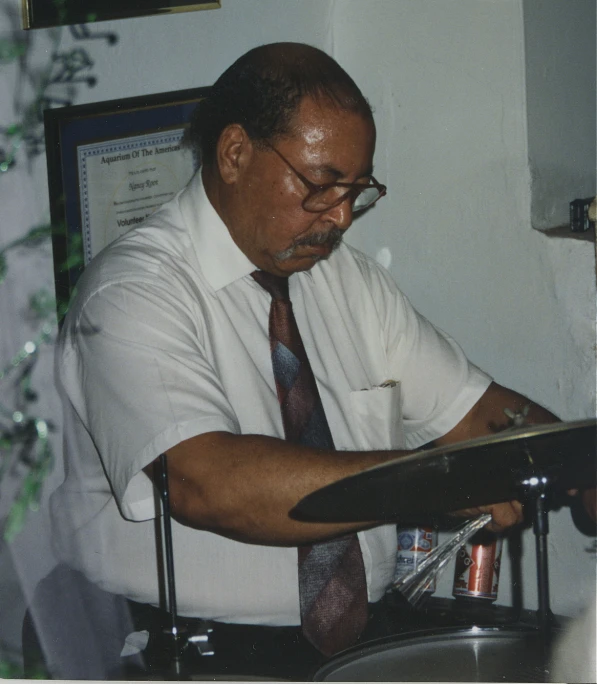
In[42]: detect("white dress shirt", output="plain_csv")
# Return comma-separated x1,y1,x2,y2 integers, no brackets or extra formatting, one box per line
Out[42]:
51,171,491,625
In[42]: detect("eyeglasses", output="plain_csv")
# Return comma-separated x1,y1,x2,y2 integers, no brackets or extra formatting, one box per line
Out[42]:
261,139,387,214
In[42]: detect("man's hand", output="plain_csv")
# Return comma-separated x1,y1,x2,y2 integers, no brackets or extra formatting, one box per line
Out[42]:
437,382,559,535
451,500,524,533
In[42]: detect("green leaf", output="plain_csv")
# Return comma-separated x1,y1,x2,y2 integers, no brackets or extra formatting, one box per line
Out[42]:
5,123,23,138
3,498,27,543
29,289,56,319
0,660,21,678
25,224,52,246
0,40,27,63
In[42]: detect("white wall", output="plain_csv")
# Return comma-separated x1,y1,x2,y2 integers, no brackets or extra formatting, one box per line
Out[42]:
1,0,595,661
329,0,596,614
524,0,596,230
58,1,334,105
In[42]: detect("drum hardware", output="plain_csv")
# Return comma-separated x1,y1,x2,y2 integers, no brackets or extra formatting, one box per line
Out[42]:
312,624,556,682
157,454,214,679
519,472,553,631
293,419,596,682
291,420,596,523
187,630,215,656
519,467,556,682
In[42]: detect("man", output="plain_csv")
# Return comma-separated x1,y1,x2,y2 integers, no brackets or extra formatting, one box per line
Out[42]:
45,42,558,679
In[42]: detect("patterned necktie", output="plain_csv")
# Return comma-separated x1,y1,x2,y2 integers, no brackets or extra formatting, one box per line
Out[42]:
251,270,368,656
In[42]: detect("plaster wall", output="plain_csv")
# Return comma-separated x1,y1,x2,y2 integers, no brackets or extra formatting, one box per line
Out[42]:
523,0,596,230
1,0,595,663
329,0,596,613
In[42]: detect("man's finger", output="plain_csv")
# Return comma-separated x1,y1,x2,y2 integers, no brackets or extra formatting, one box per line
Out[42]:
485,501,523,532
449,501,523,532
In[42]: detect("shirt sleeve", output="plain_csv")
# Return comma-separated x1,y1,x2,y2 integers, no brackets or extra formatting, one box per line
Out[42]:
364,261,492,449
61,278,240,520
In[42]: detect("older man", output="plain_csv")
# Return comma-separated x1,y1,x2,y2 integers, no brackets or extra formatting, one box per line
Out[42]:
46,42,557,679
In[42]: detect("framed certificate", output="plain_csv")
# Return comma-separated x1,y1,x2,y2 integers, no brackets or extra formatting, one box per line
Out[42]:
22,0,220,30
44,86,210,315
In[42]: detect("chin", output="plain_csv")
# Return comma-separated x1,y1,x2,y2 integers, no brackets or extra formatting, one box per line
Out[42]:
276,252,330,275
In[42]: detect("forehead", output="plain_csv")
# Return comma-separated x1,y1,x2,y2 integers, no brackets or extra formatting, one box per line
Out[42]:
280,96,376,173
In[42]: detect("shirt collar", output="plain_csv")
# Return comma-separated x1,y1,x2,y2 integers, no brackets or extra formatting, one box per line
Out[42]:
179,171,256,292
179,171,314,291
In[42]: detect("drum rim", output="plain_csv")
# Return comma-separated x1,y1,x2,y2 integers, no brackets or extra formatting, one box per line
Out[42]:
313,623,544,680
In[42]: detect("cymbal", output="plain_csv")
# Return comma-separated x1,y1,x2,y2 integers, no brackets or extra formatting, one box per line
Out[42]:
291,419,596,523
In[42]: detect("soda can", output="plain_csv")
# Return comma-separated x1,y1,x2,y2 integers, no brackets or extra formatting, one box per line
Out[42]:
394,527,438,593
452,537,503,601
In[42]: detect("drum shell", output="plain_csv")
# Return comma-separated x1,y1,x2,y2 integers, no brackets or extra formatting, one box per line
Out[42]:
313,626,550,682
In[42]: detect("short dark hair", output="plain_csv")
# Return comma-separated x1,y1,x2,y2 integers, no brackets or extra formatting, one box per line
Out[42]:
184,42,373,167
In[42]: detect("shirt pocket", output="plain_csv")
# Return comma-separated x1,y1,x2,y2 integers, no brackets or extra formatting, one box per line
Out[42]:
348,382,405,451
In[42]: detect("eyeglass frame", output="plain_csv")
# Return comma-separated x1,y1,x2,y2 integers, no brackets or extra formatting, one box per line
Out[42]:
259,138,387,214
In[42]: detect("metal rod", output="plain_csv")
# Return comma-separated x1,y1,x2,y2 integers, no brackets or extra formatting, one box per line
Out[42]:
158,453,183,675
533,488,552,631
532,485,554,682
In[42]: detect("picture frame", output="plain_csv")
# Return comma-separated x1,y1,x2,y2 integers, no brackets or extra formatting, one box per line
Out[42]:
22,0,220,30
44,86,210,316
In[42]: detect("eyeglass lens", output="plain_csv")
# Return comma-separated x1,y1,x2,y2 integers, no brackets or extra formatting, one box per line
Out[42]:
303,185,382,213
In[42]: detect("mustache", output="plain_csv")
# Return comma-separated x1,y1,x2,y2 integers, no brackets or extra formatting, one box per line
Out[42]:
276,228,344,262
293,228,344,249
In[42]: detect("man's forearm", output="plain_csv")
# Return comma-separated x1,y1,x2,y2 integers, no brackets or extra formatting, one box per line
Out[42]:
147,382,559,545
150,431,402,546
435,381,559,447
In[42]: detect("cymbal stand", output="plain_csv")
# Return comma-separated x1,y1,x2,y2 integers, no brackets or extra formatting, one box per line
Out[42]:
507,411,554,635
158,453,185,677
157,454,214,679
520,465,555,680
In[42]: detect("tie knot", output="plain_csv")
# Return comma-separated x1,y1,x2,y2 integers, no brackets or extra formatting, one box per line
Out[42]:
251,270,289,301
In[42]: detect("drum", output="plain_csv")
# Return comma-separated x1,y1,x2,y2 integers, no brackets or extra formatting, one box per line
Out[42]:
313,626,550,682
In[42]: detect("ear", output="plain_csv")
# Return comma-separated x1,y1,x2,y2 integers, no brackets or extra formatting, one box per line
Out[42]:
216,123,253,185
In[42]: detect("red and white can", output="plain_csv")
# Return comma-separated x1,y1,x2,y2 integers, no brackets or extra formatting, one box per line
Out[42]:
452,538,503,601
394,527,437,593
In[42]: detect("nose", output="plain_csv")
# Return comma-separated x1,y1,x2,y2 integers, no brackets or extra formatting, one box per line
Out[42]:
321,195,354,230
